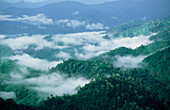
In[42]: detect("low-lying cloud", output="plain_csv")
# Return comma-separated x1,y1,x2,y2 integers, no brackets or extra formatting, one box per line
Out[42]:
56,19,108,30
85,23,109,30
0,35,5,39
114,55,147,69
0,31,155,99
1,35,51,50
55,51,71,59
80,35,153,60
0,14,109,30
0,14,53,26
7,73,90,96
72,11,79,15
56,19,86,28
9,54,62,71
0,91,16,99
1,32,153,60
0,34,67,50
82,35,153,52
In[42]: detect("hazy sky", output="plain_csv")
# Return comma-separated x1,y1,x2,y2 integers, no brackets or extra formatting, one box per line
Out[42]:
4,0,119,4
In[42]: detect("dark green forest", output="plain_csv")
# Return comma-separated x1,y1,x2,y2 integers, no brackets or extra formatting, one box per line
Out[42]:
0,16,170,110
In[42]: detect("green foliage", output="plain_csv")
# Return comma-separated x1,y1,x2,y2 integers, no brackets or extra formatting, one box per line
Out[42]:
107,47,135,56
24,67,43,78
15,87,45,106
135,40,170,55
0,60,17,74
109,16,170,37
149,27,170,41
41,75,169,110
0,83,45,106
50,59,120,78
1,63,169,110
0,98,36,110
143,47,170,86
23,46,60,61
94,40,170,63
0,45,13,57
0,45,16,74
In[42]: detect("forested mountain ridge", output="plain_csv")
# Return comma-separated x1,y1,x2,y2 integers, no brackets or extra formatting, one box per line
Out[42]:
108,16,170,38
50,47,170,88
1,67,169,110
0,45,16,74
93,40,170,64
143,47,170,86
41,76,169,110
108,16,170,37
50,59,121,79
94,16,170,64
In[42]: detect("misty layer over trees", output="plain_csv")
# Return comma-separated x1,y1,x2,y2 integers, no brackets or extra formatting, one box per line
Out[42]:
0,0,170,110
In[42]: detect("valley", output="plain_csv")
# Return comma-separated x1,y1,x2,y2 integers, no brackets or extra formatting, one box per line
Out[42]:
0,0,170,110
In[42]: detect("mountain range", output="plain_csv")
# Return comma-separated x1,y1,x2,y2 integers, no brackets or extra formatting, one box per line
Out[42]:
0,0,170,34
0,12,170,109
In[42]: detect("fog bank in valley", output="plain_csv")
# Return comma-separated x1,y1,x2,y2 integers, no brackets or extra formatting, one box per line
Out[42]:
0,31,154,99
114,55,147,69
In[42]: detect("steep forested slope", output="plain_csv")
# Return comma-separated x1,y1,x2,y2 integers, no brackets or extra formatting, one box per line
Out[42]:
143,47,170,86
50,59,120,79
96,16,170,63
109,16,170,37
93,40,170,64
149,27,170,41
0,98,36,110
0,45,16,74
41,75,169,110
